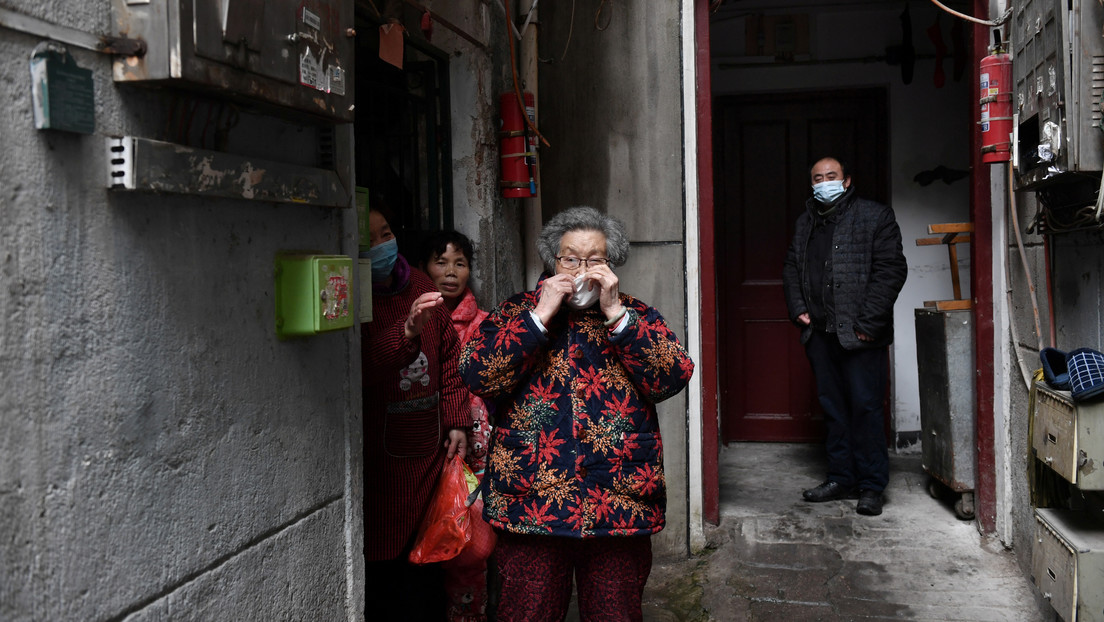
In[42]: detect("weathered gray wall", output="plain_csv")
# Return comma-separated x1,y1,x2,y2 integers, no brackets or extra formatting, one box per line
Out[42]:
1003,187,1042,580
437,1,526,308
1007,192,1104,582
0,3,362,620
537,1,691,558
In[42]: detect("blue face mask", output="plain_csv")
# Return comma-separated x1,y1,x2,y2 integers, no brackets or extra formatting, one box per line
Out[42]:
368,238,398,282
812,180,847,205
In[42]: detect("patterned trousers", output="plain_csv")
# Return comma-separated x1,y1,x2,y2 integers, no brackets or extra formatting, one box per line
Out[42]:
492,531,652,622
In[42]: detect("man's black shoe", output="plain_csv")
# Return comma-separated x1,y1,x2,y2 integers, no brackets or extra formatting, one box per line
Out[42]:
856,489,884,516
802,481,855,502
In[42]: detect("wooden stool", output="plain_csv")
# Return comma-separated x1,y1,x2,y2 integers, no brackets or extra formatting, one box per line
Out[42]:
916,222,973,311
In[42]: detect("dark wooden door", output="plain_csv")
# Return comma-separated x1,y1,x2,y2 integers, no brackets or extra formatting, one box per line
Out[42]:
714,89,889,442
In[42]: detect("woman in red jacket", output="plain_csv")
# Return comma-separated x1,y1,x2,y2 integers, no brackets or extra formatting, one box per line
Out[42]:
363,208,469,621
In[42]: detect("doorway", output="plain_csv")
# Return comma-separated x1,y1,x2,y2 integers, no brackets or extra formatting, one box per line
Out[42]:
713,88,889,442
353,4,454,259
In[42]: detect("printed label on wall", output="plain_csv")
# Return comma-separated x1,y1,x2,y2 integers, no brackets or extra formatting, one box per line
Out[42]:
329,64,345,96
302,7,321,31
300,47,321,90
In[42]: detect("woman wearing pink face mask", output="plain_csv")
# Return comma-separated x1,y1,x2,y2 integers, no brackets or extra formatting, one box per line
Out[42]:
460,206,695,622
420,230,493,622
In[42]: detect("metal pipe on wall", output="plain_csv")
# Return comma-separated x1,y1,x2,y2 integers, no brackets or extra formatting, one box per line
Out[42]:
971,0,998,535
519,0,544,288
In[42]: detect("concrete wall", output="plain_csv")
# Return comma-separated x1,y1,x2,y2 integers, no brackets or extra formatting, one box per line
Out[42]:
0,3,362,620
1005,188,1104,576
536,1,692,557
710,2,973,446
435,2,526,308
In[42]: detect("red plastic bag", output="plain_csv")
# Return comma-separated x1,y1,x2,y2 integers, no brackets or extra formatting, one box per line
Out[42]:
442,496,496,569
409,454,472,564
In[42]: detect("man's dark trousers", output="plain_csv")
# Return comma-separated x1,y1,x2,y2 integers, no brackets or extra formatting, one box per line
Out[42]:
805,330,890,493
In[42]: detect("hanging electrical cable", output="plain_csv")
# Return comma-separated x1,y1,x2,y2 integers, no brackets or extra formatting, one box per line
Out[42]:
1008,164,1046,351
1043,234,1056,348
560,0,576,61
595,0,612,31
928,0,1012,27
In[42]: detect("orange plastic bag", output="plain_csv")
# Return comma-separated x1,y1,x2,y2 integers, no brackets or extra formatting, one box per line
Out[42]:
409,454,472,564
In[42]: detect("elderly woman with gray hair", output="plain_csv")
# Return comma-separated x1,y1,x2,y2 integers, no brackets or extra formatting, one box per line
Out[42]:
460,206,694,621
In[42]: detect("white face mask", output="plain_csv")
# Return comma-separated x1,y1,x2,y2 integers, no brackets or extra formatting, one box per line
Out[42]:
566,274,600,309
812,179,847,205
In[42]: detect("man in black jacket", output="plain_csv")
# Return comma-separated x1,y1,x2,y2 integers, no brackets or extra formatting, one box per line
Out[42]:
782,157,908,516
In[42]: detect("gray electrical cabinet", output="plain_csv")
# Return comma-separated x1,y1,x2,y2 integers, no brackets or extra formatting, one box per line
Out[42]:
110,0,355,122
915,308,977,519
1011,0,1099,190
1012,0,1104,189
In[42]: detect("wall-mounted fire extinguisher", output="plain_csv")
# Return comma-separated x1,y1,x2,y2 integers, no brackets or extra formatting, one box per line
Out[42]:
499,92,538,198
979,52,1012,163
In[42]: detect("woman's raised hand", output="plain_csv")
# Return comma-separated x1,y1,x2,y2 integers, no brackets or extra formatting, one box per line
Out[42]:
404,291,445,339
583,265,624,323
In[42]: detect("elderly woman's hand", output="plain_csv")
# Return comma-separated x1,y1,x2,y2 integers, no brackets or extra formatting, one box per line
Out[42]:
533,273,575,325
585,265,624,323
404,291,446,340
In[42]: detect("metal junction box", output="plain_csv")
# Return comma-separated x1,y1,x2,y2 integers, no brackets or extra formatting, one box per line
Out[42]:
111,0,355,122
1033,382,1104,489
1012,0,1104,189
1032,508,1104,622
274,254,354,339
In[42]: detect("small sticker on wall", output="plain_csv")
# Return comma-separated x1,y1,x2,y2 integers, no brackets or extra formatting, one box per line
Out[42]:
302,7,321,31
329,64,345,96
324,274,349,321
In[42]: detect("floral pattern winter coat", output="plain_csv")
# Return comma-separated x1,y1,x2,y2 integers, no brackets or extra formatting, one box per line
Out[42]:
451,288,492,474
460,280,694,538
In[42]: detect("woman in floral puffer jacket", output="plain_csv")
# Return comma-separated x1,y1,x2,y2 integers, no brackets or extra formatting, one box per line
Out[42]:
460,206,694,622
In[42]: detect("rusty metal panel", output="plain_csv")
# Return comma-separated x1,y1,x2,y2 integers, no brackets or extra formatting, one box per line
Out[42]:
106,136,351,207
1033,381,1104,490
111,0,354,122
1033,508,1104,622
1012,0,1104,188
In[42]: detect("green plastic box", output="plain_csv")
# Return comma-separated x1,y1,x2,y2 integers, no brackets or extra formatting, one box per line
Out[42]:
274,253,354,339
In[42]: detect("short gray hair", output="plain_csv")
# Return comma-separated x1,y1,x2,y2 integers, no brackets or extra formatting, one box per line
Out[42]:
537,206,630,272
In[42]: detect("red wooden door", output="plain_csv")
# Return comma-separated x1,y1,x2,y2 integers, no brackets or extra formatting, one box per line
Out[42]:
714,89,889,442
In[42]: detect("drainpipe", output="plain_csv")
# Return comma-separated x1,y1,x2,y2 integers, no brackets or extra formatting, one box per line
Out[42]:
519,0,543,288
970,0,997,535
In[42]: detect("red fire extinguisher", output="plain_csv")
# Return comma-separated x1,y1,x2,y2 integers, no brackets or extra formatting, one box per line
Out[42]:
499,92,537,198
979,53,1012,163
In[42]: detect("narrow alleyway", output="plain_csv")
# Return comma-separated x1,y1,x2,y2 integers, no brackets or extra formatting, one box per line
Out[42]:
624,443,1052,622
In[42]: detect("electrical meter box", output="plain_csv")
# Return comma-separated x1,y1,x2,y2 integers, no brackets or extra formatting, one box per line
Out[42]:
111,0,355,122
1012,0,1104,189
274,254,354,339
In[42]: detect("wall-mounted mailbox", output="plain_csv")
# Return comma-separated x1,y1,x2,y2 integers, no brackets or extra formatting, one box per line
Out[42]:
111,0,355,122
30,45,95,134
275,254,354,339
